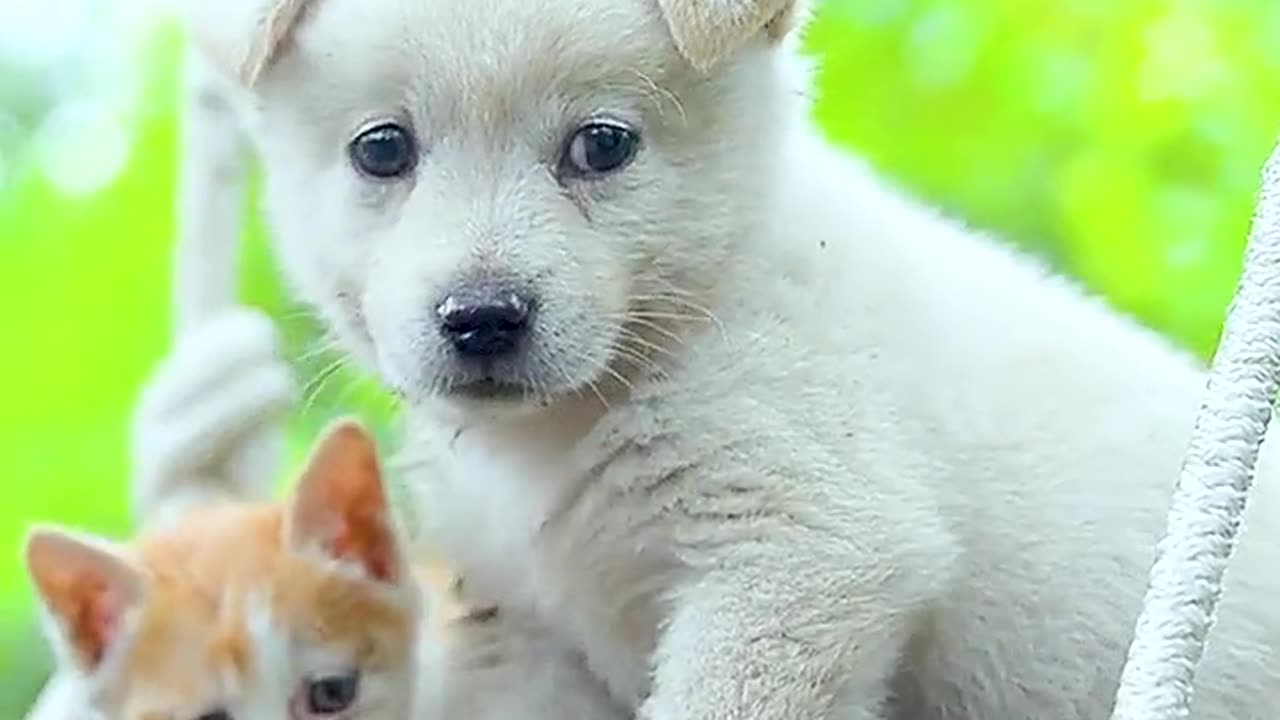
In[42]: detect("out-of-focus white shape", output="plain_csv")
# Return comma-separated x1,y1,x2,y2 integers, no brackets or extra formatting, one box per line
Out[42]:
34,99,131,196
0,0,93,69
1139,7,1227,103
20,670,89,720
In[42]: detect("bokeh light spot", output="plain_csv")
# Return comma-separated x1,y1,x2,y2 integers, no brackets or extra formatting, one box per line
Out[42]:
34,100,131,197
1139,8,1226,102
904,5,983,91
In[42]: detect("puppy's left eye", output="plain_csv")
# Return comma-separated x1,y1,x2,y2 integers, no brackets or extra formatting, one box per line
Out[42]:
349,122,417,179
562,121,640,177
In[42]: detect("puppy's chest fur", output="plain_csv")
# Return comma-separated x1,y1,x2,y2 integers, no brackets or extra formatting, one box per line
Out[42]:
417,316,872,707
428,415,684,706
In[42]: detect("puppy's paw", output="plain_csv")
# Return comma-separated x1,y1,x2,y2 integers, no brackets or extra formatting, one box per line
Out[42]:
130,306,295,525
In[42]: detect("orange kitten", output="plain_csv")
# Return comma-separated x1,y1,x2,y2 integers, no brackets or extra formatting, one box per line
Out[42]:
24,420,420,720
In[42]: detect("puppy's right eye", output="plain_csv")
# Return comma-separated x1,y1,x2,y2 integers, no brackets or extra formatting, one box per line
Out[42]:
348,122,417,179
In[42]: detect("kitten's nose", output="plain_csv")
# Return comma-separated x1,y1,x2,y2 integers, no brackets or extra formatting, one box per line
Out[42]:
436,285,533,359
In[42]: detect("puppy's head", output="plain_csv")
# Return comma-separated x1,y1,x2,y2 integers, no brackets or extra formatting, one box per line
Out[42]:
185,0,808,414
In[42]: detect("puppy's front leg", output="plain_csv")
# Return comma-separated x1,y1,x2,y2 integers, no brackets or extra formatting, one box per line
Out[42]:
641,487,953,720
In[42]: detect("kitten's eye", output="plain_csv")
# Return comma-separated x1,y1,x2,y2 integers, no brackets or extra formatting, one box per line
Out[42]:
562,121,640,177
194,710,231,720
305,671,360,715
349,122,417,179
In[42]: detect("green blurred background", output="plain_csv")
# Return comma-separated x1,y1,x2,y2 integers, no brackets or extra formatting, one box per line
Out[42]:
1,0,1277,713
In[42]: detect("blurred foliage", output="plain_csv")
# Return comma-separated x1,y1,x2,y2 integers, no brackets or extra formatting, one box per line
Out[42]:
0,0,1278,713
809,0,1280,350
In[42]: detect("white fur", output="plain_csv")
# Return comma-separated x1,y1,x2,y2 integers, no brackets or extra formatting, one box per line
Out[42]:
20,670,91,720
129,306,294,529
177,0,1280,718
416,581,629,720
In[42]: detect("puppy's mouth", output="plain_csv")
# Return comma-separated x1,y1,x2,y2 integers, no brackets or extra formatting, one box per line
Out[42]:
448,378,531,402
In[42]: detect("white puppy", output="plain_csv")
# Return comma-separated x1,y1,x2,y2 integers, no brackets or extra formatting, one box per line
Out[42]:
176,0,1280,718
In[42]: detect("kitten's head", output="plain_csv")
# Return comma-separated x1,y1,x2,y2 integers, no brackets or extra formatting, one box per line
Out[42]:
24,420,419,720
180,0,808,417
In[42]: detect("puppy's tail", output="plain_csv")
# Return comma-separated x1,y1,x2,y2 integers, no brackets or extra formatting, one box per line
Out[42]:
173,47,249,336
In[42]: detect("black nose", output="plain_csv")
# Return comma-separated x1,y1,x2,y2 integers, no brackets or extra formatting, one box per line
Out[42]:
436,288,532,359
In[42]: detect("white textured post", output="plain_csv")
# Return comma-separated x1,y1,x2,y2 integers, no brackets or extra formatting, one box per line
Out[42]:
1109,137,1280,720
172,48,248,335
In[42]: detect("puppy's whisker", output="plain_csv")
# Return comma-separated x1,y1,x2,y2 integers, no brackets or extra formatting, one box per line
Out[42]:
610,324,672,357
552,343,629,406
534,351,591,407
620,311,703,324
614,334,677,367
587,378,611,410
609,348,666,380
655,293,720,319
617,317,685,347
642,283,728,329
649,294,728,338
596,360,635,393
302,356,346,393
567,359,611,410
277,307,322,324
627,285,703,298
301,358,348,413
618,339,673,362
296,339,343,364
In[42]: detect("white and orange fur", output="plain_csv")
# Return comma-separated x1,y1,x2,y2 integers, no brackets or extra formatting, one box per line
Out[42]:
25,413,625,720
24,420,421,720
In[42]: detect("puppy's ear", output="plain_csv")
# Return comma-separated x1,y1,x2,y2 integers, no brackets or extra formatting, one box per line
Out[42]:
657,0,806,73
286,418,403,584
176,0,313,86
24,527,147,675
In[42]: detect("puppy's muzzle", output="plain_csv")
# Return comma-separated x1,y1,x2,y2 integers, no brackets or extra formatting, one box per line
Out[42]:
436,283,534,360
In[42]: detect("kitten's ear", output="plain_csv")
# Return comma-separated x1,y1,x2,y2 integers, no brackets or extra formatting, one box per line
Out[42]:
656,0,806,73
24,527,146,673
288,419,402,584
173,0,311,86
